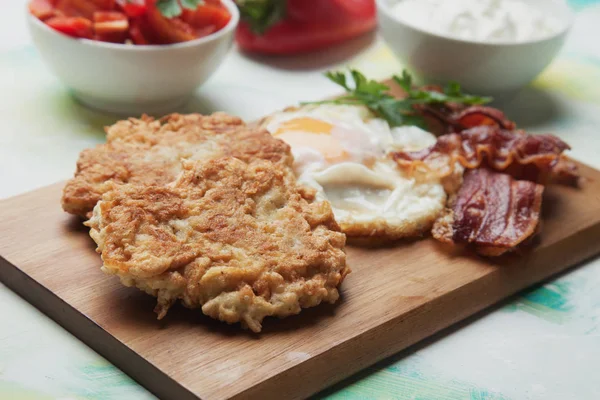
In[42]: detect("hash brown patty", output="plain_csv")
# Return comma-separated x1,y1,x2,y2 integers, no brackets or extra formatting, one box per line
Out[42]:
62,113,291,217
85,157,349,332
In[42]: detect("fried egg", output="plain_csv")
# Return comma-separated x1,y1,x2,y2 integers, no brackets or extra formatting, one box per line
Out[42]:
262,104,452,241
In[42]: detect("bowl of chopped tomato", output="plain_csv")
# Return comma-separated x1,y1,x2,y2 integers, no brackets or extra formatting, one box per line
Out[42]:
27,0,239,114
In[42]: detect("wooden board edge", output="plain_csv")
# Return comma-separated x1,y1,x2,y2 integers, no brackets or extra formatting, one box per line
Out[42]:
233,221,600,400
2,216,599,400
0,255,198,400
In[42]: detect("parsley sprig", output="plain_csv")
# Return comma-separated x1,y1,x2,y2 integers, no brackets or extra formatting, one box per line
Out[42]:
235,0,286,34
156,0,204,18
313,69,492,128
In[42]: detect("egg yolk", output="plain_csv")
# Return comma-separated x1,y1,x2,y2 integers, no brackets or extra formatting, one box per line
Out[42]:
273,117,350,163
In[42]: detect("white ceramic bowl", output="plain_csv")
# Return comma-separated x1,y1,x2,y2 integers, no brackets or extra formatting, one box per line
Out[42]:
376,0,573,97
27,0,239,115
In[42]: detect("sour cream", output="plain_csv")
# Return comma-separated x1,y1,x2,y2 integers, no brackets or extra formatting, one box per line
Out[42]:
390,0,564,43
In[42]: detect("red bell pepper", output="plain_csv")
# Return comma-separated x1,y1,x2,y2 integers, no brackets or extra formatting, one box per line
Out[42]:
285,0,373,23
235,0,376,54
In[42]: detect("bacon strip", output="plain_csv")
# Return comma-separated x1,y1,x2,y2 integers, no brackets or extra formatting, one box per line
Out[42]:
392,126,578,185
433,168,544,256
415,104,516,135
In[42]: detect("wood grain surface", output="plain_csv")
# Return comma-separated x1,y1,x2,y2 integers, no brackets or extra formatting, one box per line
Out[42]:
1,160,600,398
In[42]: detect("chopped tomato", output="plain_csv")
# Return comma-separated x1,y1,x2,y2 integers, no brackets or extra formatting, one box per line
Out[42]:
93,10,127,23
116,0,146,17
145,6,196,44
94,29,128,42
93,11,128,40
89,0,115,8
129,18,151,44
182,5,231,36
55,0,100,19
30,0,230,44
46,16,93,38
94,19,128,34
29,0,57,20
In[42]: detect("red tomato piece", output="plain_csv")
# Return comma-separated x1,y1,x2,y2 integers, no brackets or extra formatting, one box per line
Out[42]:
29,0,57,21
46,16,93,38
129,19,151,44
145,5,196,43
94,30,127,43
93,11,127,23
116,0,147,17
95,20,129,33
182,4,230,35
93,11,128,43
94,12,128,40
88,0,116,9
55,0,100,19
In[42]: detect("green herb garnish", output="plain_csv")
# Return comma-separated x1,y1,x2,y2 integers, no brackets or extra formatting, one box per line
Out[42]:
156,0,204,19
311,69,492,128
235,0,286,34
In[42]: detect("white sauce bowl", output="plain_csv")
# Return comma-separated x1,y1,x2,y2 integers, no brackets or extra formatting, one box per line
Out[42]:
27,0,239,115
376,0,573,97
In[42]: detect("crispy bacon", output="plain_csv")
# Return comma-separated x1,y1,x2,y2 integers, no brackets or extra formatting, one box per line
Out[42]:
392,126,578,185
415,104,516,135
433,168,544,256
408,84,515,134
453,106,516,131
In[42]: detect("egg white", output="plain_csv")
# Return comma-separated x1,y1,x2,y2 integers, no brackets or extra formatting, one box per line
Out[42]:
263,105,452,239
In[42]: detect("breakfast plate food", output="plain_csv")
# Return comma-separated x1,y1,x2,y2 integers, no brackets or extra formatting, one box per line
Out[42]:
57,69,578,332
1,71,599,400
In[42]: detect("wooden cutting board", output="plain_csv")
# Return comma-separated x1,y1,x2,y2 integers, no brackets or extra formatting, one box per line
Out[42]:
1,150,600,398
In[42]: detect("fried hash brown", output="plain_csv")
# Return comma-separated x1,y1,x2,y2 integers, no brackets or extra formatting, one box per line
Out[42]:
62,113,292,217
86,158,349,332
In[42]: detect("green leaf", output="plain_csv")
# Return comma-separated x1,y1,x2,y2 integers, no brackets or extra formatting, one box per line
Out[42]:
181,0,204,10
393,69,413,93
444,81,462,97
236,0,286,34
377,99,406,127
156,0,182,18
325,71,350,90
351,70,389,95
311,68,493,129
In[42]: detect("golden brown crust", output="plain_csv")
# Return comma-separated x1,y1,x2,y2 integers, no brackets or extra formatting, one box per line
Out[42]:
85,157,349,332
340,215,438,242
62,113,292,217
